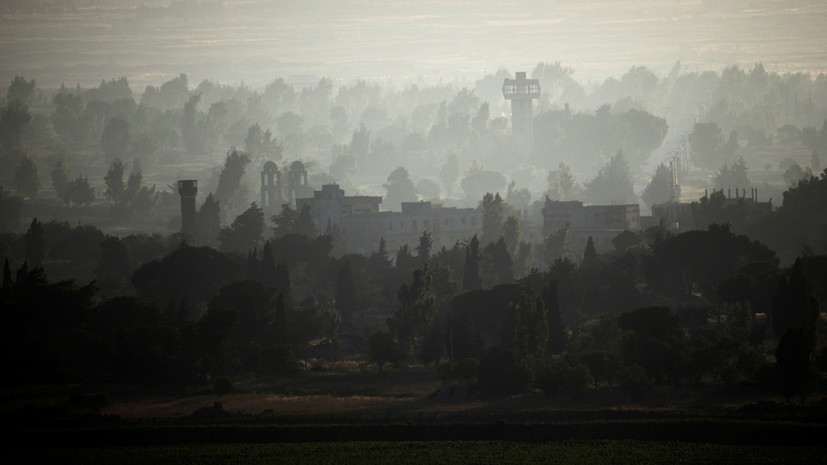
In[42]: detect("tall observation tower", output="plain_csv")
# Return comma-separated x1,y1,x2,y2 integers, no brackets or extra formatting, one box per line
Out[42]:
177,179,197,237
502,71,540,156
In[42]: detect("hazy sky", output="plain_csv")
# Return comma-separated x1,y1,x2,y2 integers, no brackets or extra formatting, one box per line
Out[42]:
2,0,826,90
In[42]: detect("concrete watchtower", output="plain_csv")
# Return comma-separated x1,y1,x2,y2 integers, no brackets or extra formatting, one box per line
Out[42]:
502,71,540,155
177,179,198,237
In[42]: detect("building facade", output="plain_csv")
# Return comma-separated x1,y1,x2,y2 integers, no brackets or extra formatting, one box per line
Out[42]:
541,198,641,254
296,184,481,256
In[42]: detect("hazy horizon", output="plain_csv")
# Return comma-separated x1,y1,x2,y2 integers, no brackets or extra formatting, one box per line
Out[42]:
2,0,826,91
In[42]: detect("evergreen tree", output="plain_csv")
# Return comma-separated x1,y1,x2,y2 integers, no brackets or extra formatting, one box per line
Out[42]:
584,150,635,205
24,217,45,268
101,117,131,162
260,241,276,284
383,166,418,212
104,159,125,204
582,235,599,269
502,215,520,255
480,237,513,286
642,162,678,207
481,192,505,245
218,202,264,253
0,104,32,151
543,223,573,268
388,265,437,360
776,328,814,403
6,76,36,106
462,235,481,290
215,149,250,220
65,176,95,205
543,280,565,355
274,262,291,300
689,121,724,169
771,258,820,352
370,238,392,275
0,186,23,231
195,193,221,246
271,203,298,239
50,158,71,202
182,93,204,155
416,230,432,267
13,155,39,199
293,204,317,237
335,260,357,320
513,287,548,362
547,161,582,201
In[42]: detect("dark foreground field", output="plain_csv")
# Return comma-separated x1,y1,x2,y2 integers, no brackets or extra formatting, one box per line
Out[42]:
4,367,827,464
5,404,827,464
6,440,827,465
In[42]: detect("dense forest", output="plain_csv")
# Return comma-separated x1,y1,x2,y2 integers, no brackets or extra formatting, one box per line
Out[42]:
1,60,826,405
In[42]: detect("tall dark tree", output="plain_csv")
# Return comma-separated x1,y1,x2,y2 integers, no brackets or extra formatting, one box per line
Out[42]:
502,215,520,255
582,236,599,269
52,90,89,145
50,158,71,202
274,262,291,300
182,93,204,155
0,187,23,231
388,265,437,359
480,237,513,286
513,287,548,363
65,176,95,206
416,230,432,267
104,159,125,205
6,76,36,106
335,260,357,321
584,150,635,205
24,217,45,268
132,244,241,306
776,328,814,403
481,192,505,245
543,223,573,268
462,235,481,291
383,166,418,212
271,203,298,239
215,149,250,219
689,121,725,169
13,154,39,199
293,204,317,237
195,193,221,246
543,279,565,355
642,162,678,208
0,104,32,151
370,238,392,278
100,117,131,162
771,258,820,351
219,202,264,253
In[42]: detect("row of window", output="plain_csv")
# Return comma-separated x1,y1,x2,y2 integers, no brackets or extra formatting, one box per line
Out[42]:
387,216,478,232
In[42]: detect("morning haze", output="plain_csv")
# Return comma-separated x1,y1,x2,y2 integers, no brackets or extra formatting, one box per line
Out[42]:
2,0,827,463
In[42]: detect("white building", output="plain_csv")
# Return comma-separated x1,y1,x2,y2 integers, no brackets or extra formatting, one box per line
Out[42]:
296,184,481,256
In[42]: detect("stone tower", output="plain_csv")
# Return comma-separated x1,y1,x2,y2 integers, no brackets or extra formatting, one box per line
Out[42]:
502,71,540,157
177,179,198,237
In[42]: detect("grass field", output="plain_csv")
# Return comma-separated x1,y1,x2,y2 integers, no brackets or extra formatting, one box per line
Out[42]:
7,440,827,465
